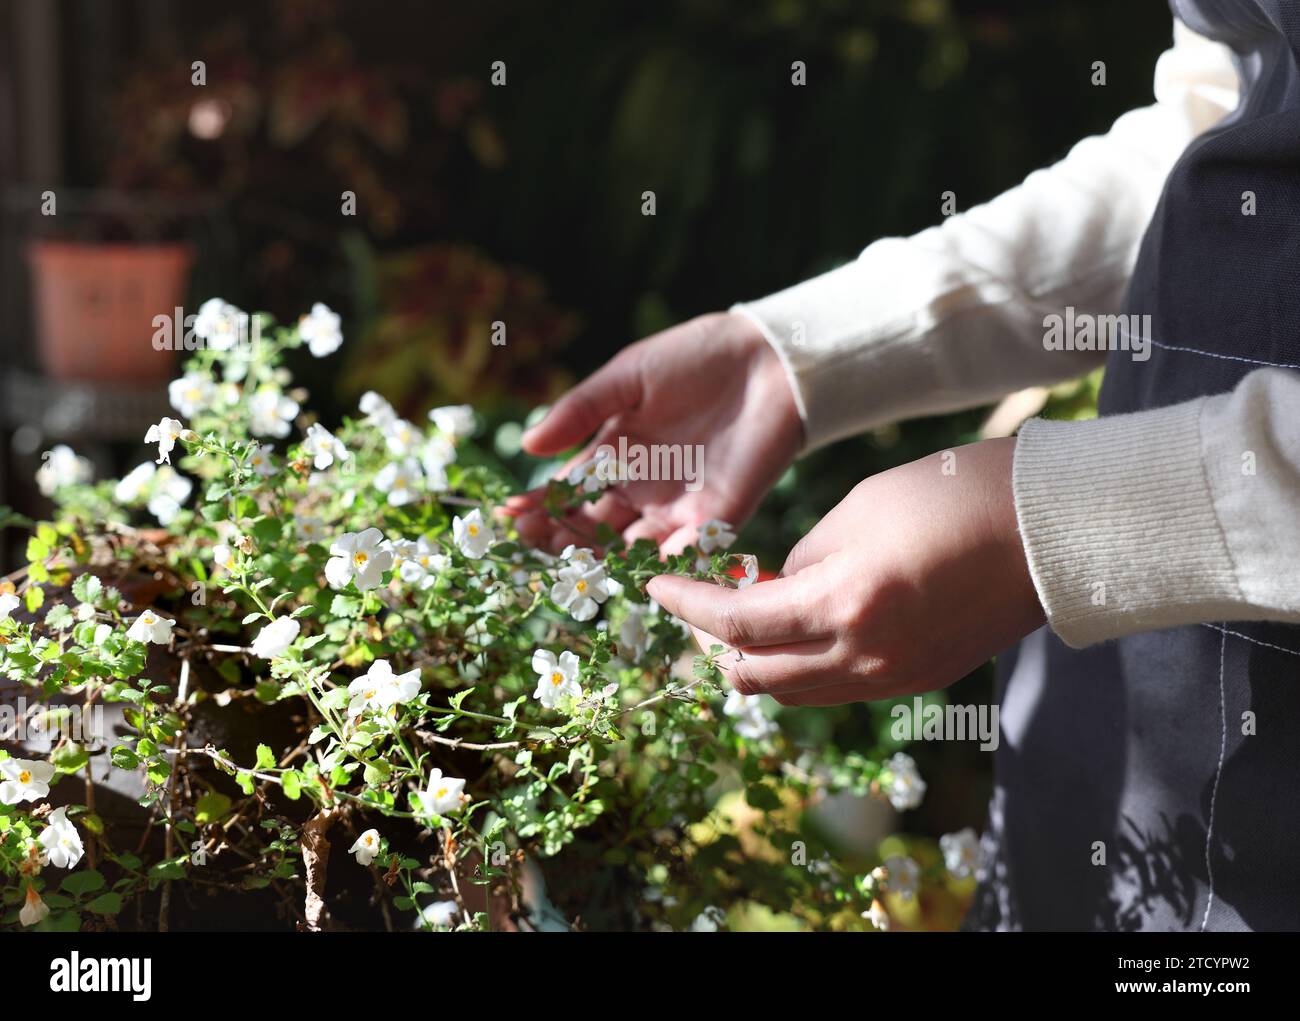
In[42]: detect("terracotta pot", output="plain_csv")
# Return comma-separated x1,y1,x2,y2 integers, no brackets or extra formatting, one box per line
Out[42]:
28,241,193,382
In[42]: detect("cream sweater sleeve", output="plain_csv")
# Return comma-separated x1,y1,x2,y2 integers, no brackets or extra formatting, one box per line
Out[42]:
730,23,1300,649
1014,369,1300,646
732,22,1239,451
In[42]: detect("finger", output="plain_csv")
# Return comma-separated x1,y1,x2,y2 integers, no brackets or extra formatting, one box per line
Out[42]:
646,573,827,648
509,508,556,548
622,515,674,548
659,522,702,556
719,638,849,696
772,682,873,707
522,355,641,456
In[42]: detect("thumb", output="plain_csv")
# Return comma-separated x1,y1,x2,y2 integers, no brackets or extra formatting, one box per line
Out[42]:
522,354,641,456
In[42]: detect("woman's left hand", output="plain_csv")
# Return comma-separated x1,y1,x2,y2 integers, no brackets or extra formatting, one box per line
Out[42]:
646,438,1046,706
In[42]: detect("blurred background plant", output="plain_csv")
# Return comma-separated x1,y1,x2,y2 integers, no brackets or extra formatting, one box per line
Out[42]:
0,0,1171,928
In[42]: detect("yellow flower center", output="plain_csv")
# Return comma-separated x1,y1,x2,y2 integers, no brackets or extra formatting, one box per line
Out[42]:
435,787,448,799
467,524,479,537
575,579,588,594
420,557,430,566
354,551,368,566
365,690,377,700
551,672,564,686
364,835,374,846
18,770,31,784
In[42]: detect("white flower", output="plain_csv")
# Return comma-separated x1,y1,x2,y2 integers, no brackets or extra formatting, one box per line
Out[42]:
359,391,397,429
168,373,217,417
248,443,277,477
567,453,610,494
296,515,326,544
349,829,382,866
146,466,192,525
416,768,466,819
882,752,926,812
736,554,759,589
428,404,475,439
690,906,725,932
39,807,84,869
375,458,423,507
347,660,422,718
723,690,777,741
697,519,736,553
301,422,348,470
248,388,300,439
383,537,417,573
114,461,156,503
452,509,495,559
325,528,393,591
144,416,186,464
193,298,246,350
560,545,597,568
20,885,49,927
36,445,92,496
420,900,460,928
531,649,582,710
299,302,343,357
0,757,56,803
383,418,422,457
211,542,238,574
863,899,890,931
939,827,983,880
126,609,174,645
881,855,920,901
550,563,609,622
619,606,650,662
251,617,300,659
399,537,446,590
0,592,20,619
421,435,455,492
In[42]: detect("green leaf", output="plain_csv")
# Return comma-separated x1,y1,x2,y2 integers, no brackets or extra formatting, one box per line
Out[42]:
52,743,89,773
329,594,360,618
87,892,123,915
255,743,276,769
61,870,106,896
72,574,102,604
195,791,232,824
281,769,303,801
110,746,140,770
744,783,782,812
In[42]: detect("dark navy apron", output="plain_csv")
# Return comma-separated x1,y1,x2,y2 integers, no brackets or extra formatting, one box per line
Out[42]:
971,0,1300,931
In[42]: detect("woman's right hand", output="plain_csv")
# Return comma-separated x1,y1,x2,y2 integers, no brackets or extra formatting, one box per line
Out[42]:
503,312,804,553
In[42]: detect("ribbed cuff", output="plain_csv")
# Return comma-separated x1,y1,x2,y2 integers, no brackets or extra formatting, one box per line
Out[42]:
1012,400,1244,647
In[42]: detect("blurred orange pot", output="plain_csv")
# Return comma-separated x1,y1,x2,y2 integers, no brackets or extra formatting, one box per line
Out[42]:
29,241,192,382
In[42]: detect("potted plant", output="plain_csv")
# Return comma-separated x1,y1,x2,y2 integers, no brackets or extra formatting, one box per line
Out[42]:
0,302,965,931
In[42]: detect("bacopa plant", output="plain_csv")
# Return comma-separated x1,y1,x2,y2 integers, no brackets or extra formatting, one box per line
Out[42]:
0,300,958,932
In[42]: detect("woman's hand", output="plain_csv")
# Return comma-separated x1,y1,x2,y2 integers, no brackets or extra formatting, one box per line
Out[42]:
503,312,803,553
646,438,1045,705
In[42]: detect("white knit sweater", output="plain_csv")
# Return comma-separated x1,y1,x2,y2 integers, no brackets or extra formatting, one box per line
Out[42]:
734,22,1300,648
